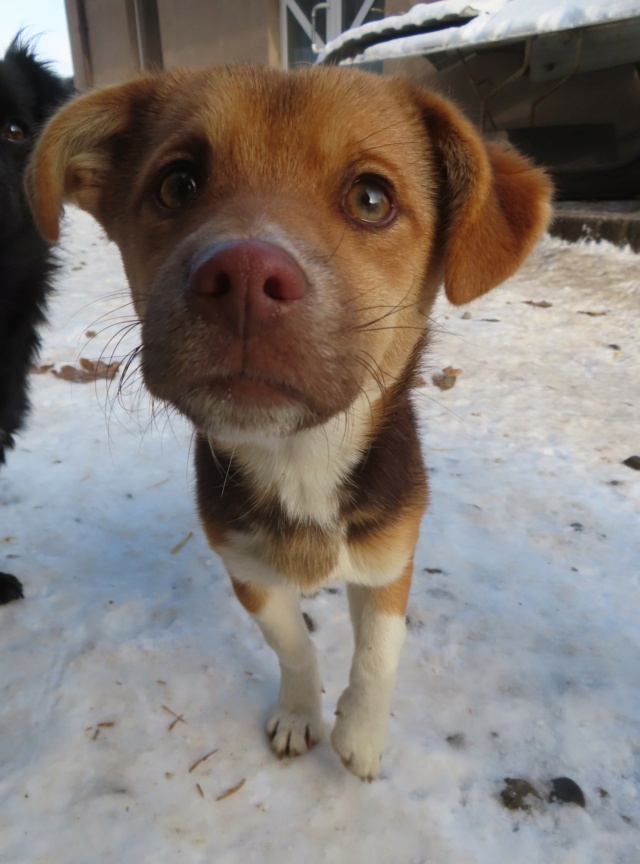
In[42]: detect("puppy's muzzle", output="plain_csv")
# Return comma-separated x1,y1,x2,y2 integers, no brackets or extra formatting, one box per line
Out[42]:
187,239,307,337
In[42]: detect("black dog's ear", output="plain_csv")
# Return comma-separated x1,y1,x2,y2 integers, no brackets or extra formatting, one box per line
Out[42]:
6,35,74,122
26,77,158,242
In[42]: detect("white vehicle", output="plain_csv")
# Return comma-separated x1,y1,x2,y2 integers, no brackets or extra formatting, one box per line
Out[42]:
318,1,640,199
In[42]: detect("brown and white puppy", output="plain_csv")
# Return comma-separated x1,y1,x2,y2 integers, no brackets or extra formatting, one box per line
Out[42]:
26,66,551,780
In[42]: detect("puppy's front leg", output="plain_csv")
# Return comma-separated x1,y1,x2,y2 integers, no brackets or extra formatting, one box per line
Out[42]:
231,578,324,757
331,562,412,781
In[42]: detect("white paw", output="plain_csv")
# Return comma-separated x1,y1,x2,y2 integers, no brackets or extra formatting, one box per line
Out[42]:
330,687,389,782
267,708,324,758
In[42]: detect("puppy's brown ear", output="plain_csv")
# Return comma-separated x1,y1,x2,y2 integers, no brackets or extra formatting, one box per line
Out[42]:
26,77,157,242
416,88,553,305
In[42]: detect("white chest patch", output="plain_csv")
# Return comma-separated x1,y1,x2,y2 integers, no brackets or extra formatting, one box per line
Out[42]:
232,393,374,528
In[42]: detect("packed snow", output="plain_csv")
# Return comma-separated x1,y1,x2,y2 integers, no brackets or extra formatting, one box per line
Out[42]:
319,0,640,65
1,208,639,863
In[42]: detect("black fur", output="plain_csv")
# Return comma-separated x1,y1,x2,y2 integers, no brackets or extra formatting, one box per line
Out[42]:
0,37,72,603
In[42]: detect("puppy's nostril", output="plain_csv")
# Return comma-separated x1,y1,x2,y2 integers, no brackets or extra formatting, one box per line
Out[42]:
264,276,288,301
212,271,232,297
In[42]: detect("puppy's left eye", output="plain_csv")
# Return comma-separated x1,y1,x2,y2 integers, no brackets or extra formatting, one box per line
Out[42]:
2,120,28,142
344,176,394,226
156,162,200,210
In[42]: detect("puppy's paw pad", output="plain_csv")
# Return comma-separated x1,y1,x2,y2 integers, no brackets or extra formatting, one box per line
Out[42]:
266,710,324,758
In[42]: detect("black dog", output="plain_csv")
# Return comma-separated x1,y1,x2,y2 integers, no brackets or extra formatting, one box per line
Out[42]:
0,38,72,603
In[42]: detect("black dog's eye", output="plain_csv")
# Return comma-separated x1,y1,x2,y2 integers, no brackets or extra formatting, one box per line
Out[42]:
344,176,394,226
2,120,28,142
156,162,200,210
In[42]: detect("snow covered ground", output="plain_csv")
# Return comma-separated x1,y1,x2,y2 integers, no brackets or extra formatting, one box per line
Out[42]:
1,208,639,863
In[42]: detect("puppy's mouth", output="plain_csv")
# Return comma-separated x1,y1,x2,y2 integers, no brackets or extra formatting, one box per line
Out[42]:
188,371,317,411
168,373,345,440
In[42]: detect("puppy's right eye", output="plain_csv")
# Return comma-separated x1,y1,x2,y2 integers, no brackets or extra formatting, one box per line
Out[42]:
156,162,200,210
2,120,28,142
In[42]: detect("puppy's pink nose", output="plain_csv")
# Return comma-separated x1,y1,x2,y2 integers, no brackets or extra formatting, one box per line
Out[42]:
187,240,306,335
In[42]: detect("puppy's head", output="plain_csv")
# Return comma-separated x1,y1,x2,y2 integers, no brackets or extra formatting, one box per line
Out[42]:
0,37,72,238
27,66,551,441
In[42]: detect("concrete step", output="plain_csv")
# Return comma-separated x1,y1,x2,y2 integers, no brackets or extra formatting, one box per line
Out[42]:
550,201,640,252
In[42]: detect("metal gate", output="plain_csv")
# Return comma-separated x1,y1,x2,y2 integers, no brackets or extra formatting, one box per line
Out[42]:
280,0,384,68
